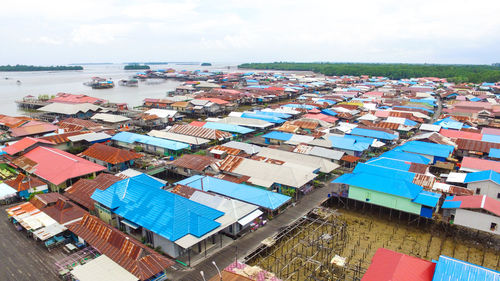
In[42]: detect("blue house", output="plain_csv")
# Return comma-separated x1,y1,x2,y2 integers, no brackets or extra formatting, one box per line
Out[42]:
379,150,432,165
262,131,293,145
328,136,370,156
91,174,224,258
432,255,500,281
112,131,189,156
349,127,398,142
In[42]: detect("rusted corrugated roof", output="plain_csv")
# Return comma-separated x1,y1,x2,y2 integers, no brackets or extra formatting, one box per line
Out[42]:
65,173,122,210
214,174,250,184
4,173,46,192
31,193,87,225
170,184,196,198
455,138,500,153
58,118,103,131
412,174,436,189
276,123,300,133
217,155,244,172
341,155,360,163
40,131,90,144
169,124,232,140
169,154,219,172
81,143,143,164
372,122,400,130
408,163,429,174
209,145,241,156
12,156,38,173
292,120,319,130
67,214,174,280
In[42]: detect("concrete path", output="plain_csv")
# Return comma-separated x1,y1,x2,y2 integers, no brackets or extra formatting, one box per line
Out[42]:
167,185,334,281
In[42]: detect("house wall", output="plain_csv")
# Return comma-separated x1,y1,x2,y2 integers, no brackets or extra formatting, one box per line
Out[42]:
94,203,115,226
348,185,422,215
467,181,500,199
454,208,500,235
151,232,182,258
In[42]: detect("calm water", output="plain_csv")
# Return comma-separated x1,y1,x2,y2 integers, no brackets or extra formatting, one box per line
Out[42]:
0,63,238,116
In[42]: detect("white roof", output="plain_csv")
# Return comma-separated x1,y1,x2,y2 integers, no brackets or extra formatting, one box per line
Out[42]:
39,103,101,115
68,132,112,142
175,190,258,249
264,107,301,115
257,147,339,173
32,223,67,241
70,255,137,281
20,211,58,231
293,145,344,161
148,130,210,145
231,157,317,188
334,122,358,133
285,134,315,145
0,183,17,200
238,209,263,226
420,124,441,132
220,116,273,129
358,113,378,121
446,172,467,184
222,141,262,154
432,182,451,193
91,113,130,123
115,169,167,185
386,117,406,125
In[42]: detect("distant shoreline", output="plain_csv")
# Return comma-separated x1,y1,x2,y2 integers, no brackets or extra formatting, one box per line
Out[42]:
0,65,83,72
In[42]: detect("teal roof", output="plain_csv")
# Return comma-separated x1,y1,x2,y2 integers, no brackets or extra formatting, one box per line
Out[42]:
379,150,431,164
329,136,370,152
91,174,223,242
175,175,291,210
203,122,254,134
365,157,411,171
112,131,189,151
490,148,500,159
412,191,440,207
262,131,293,141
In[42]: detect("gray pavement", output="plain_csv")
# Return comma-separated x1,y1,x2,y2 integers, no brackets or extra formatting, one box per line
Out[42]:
0,207,63,281
167,185,334,281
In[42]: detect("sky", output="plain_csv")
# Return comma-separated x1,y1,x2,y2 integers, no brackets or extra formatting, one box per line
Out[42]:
1,0,500,65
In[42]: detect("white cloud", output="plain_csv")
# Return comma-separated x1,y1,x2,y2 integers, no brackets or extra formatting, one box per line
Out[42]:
1,0,500,64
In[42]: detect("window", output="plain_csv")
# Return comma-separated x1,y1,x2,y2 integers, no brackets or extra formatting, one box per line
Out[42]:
491,223,498,231
475,188,481,195
497,193,500,199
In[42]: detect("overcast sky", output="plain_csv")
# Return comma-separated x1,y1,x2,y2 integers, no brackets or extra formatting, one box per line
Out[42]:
1,0,500,65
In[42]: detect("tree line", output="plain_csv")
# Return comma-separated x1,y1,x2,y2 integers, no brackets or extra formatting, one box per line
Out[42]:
238,62,500,83
0,64,83,71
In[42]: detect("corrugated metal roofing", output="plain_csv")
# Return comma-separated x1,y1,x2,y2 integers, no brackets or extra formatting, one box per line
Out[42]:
65,173,121,210
395,141,454,158
67,214,174,280
464,170,500,185
170,154,219,171
81,143,143,164
240,112,286,124
380,150,432,165
456,138,500,153
262,131,293,141
91,174,223,241
350,127,398,141
432,255,500,281
176,175,291,210
482,134,500,144
328,136,370,152
490,148,500,158
169,124,232,140
2,137,54,155
460,157,500,173
203,122,254,134
112,131,189,151
412,191,440,207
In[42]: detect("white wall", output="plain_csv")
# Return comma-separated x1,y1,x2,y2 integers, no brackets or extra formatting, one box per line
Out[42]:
454,209,500,235
468,181,500,199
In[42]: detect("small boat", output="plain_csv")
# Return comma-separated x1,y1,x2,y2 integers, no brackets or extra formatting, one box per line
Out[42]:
119,79,139,87
84,77,114,89
16,80,21,85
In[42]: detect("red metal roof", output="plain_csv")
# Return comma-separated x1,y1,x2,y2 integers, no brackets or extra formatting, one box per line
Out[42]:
67,214,174,280
2,137,54,155
81,143,143,165
4,173,46,192
189,121,207,127
39,131,90,144
20,146,106,185
198,98,229,105
445,195,500,216
65,173,122,210
303,113,338,123
10,121,59,137
461,157,500,173
49,93,107,104
439,129,482,140
169,124,232,140
361,248,435,281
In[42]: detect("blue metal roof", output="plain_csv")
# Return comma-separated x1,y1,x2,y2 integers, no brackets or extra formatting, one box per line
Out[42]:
241,113,286,124
354,163,416,184
344,134,376,144
434,117,463,130
176,175,291,210
464,170,500,185
91,174,223,242
380,150,432,164
432,255,500,281
332,171,422,199
328,136,370,152
490,148,500,159
412,191,440,207
262,131,293,141
410,99,436,107
203,122,254,134
441,198,461,209
112,131,189,151
282,104,317,110
404,119,418,126
254,111,292,119
321,109,338,116
350,127,398,141
482,134,500,144
365,157,411,171
394,141,454,158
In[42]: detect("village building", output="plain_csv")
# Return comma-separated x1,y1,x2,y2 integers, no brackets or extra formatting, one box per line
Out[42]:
112,131,189,157
167,154,219,177
80,143,143,172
